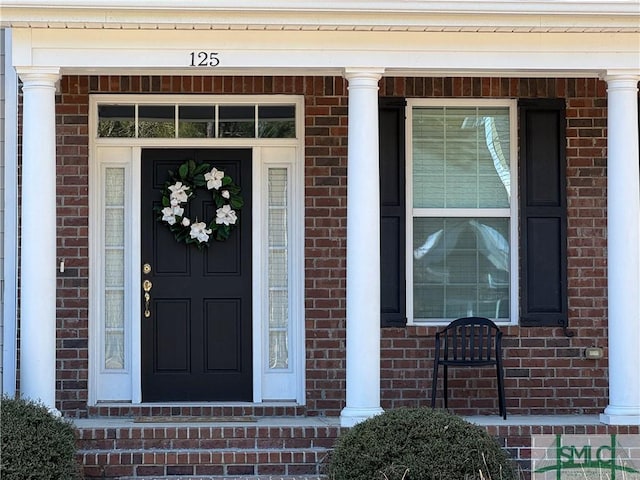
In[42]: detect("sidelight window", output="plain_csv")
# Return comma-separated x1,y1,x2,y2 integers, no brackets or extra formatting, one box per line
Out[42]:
267,168,290,370
103,167,127,370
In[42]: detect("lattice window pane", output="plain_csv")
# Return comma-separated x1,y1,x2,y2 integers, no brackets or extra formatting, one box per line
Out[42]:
269,331,289,369
268,169,288,206
269,290,288,328
105,209,125,246
105,332,125,370
268,249,288,288
104,291,125,370
268,208,287,247
105,168,125,206
105,291,124,329
105,249,124,288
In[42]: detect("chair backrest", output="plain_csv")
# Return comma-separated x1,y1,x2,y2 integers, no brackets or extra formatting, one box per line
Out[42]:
435,316,502,364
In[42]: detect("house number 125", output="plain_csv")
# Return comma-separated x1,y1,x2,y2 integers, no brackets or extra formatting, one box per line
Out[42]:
189,52,220,67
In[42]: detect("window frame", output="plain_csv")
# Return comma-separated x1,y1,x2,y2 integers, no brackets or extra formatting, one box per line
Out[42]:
96,97,299,140
406,98,519,326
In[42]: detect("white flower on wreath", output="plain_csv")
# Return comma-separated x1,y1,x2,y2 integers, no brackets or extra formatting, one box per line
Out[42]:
181,217,191,227
215,204,237,226
205,168,225,190
190,221,212,243
168,182,190,203
161,205,184,225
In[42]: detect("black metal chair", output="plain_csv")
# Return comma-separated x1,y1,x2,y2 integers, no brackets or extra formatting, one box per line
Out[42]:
430,316,506,419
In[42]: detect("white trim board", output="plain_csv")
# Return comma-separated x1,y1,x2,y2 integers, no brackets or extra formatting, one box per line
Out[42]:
2,28,18,397
8,28,640,78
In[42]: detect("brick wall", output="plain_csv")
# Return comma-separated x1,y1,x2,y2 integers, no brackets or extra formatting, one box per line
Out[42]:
377,78,609,416
56,76,90,414
51,75,610,417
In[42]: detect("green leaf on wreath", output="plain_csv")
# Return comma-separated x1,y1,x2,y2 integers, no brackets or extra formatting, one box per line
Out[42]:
178,162,189,179
194,163,210,175
193,176,206,187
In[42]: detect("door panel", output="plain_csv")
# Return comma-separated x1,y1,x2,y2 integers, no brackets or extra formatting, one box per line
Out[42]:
141,148,252,401
205,299,241,370
155,300,189,372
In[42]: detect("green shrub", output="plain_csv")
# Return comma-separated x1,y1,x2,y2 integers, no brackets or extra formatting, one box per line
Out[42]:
0,396,81,480
328,408,517,480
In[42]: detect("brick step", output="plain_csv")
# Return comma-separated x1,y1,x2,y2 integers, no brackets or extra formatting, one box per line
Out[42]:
87,404,307,418
79,449,330,479
75,419,341,480
115,476,325,480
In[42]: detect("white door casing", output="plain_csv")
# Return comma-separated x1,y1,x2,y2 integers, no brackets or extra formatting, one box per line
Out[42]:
88,94,305,405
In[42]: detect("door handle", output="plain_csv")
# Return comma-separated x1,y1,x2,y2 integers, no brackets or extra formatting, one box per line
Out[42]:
143,280,152,318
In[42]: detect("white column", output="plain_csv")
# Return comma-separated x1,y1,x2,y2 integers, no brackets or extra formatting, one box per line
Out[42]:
601,73,640,425
17,68,60,412
340,68,385,427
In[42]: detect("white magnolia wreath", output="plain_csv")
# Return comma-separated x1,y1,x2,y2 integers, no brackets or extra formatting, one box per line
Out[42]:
157,159,243,248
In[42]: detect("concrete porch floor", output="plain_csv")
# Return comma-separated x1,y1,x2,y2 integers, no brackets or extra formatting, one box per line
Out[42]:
73,414,603,429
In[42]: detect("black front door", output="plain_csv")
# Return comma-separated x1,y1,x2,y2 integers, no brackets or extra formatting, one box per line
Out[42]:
141,148,252,401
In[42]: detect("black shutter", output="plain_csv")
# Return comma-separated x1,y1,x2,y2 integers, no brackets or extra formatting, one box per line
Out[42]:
379,97,407,327
519,99,568,329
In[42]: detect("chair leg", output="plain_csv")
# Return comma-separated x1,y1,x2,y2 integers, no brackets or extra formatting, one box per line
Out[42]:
443,365,449,409
431,365,439,408
496,361,506,419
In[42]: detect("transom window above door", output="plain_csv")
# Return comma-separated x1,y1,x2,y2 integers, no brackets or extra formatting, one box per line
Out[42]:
97,103,296,139
407,100,518,324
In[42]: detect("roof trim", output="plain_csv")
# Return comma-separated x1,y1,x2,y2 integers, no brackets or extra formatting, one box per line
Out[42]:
1,1,639,32
2,0,639,14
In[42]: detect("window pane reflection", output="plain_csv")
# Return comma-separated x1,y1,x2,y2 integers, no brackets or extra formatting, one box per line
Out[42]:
219,105,255,138
178,105,215,138
413,217,510,320
98,105,135,137
138,105,175,138
259,105,295,138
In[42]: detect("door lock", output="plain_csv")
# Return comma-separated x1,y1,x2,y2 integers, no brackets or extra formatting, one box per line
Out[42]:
143,263,152,275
